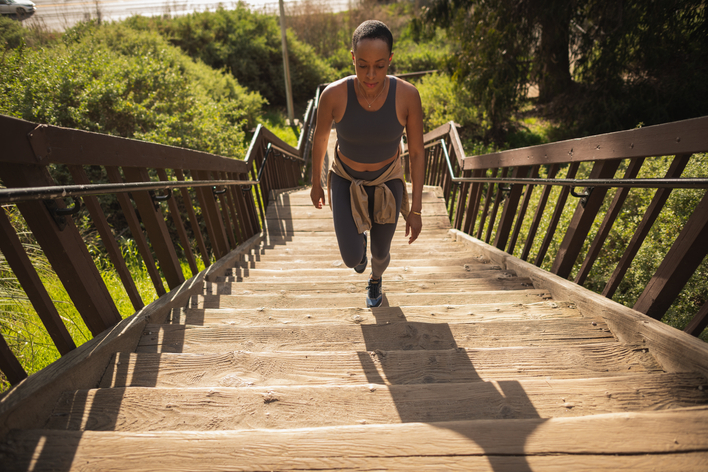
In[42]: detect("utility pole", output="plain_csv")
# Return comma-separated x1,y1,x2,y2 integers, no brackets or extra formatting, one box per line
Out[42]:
278,0,295,124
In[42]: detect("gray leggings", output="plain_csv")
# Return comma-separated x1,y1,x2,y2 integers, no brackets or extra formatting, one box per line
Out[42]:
330,160,404,278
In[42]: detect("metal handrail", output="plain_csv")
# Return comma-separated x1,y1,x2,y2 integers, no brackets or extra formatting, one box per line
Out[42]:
0,179,257,204
436,139,708,189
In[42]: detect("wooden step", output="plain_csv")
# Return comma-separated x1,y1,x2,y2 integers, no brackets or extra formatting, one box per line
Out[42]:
240,249,476,262
47,373,708,432
232,257,487,270
169,301,581,326
190,289,554,310
222,265,506,280
6,408,708,471
101,343,662,388
265,217,452,233
136,318,615,354
266,202,449,219
205,278,536,295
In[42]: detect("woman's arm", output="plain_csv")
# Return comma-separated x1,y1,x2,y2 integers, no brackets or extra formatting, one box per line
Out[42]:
310,87,337,209
403,83,425,244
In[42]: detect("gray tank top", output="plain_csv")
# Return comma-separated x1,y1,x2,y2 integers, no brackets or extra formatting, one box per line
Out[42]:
335,76,404,164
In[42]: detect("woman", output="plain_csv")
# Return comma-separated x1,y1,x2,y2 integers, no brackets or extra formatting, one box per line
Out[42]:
310,20,425,308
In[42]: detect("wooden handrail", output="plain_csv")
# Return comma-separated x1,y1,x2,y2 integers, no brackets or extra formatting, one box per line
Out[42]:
0,94,316,387
402,117,708,337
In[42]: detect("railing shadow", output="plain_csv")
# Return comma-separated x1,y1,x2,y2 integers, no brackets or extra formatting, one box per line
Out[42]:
357,304,544,471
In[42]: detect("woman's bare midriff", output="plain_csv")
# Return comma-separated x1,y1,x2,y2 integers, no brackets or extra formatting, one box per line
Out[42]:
336,146,398,172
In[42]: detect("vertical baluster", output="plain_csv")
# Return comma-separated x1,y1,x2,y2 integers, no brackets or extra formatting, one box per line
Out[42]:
106,166,166,296
192,169,227,260
0,332,27,385
175,169,210,268
463,169,485,236
575,157,645,285
634,190,708,320
122,167,185,290
534,162,580,267
684,301,708,337
476,168,498,239
454,170,471,230
214,171,237,250
494,166,530,251
521,164,559,261
506,166,539,255
551,158,622,278
0,208,76,355
485,167,509,244
0,163,122,336
602,154,691,298
68,165,144,310
156,169,199,278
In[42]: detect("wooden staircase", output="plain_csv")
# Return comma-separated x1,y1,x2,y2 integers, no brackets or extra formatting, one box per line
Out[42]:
3,186,708,471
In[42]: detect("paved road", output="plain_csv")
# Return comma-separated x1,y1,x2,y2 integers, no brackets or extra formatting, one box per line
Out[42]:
24,0,353,32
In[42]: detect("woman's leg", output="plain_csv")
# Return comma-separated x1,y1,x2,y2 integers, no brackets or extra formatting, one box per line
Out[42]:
330,172,366,268
369,178,404,278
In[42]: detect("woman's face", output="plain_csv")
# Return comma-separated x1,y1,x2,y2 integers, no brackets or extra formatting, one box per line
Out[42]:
351,38,392,92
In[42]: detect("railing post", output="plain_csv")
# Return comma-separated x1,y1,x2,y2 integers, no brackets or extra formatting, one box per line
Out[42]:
551,158,622,278
507,166,539,255
521,164,559,261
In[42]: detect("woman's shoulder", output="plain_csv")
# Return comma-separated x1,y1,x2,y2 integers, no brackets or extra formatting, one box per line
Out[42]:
322,76,353,96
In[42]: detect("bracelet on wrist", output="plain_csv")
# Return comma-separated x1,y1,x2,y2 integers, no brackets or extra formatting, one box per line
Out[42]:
412,211,422,216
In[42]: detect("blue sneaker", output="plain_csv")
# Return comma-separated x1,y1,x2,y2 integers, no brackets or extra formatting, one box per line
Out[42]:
366,276,383,308
354,232,368,274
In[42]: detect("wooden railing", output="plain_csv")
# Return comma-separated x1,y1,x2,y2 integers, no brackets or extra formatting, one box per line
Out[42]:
0,98,316,387
403,116,708,336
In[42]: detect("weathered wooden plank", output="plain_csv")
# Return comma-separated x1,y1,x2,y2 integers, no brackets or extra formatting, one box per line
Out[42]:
454,230,708,377
47,372,708,431
265,215,452,233
10,408,708,471
137,318,615,353
101,343,660,388
222,265,506,281
206,278,536,295
266,201,449,219
232,256,491,270
170,301,581,326
0,234,262,437
191,289,554,310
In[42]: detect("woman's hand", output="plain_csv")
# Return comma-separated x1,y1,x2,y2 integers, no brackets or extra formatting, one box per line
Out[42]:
405,212,422,244
311,184,326,209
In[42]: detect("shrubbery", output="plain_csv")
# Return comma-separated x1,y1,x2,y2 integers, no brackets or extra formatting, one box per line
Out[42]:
1,20,264,157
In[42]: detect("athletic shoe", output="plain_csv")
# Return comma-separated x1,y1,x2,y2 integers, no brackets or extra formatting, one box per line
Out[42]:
366,276,383,308
354,232,368,274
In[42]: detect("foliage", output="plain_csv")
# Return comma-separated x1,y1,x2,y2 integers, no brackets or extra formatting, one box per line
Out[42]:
416,73,479,132
123,6,337,110
0,20,264,157
420,0,708,141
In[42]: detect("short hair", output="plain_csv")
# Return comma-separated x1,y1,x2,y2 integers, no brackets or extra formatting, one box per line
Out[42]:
352,20,393,54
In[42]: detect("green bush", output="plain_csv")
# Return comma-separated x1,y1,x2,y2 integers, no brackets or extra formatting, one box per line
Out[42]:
124,7,337,109
0,21,264,158
416,73,480,132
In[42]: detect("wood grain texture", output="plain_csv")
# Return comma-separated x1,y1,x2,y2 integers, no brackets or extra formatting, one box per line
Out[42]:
5,408,708,471
48,373,708,431
170,301,582,326
100,343,661,388
191,289,555,310
136,318,616,353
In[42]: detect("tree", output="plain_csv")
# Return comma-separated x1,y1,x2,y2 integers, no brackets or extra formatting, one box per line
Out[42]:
420,0,708,139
